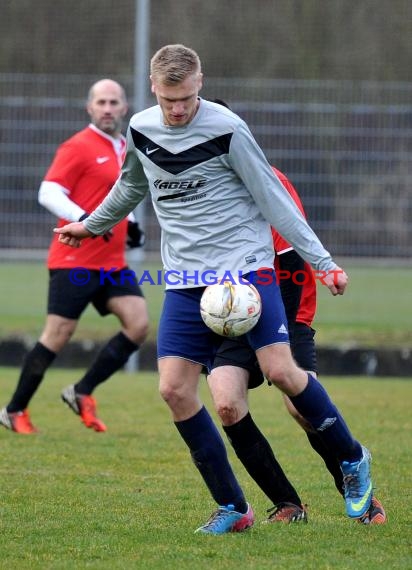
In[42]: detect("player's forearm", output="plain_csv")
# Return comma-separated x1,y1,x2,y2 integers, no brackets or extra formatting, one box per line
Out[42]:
84,182,141,235
85,137,148,235
231,126,337,272
84,169,148,235
267,193,336,272
38,181,85,221
270,188,336,272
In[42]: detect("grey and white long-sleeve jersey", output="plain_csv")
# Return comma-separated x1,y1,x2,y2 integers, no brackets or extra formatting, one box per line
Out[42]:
85,98,336,288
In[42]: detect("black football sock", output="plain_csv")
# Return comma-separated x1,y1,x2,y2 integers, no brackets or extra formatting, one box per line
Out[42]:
224,412,302,507
75,332,138,395
175,406,248,513
7,342,56,412
306,431,344,495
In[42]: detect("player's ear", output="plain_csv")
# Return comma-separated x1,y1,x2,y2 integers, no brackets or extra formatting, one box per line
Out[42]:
198,72,203,91
150,76,156,94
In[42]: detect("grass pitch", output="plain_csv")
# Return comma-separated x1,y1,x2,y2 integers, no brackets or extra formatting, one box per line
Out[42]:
0,261,411,347
0,368,411,569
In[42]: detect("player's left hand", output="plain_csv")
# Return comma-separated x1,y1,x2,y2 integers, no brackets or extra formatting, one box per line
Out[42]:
127,221,145,248
324,266,348,296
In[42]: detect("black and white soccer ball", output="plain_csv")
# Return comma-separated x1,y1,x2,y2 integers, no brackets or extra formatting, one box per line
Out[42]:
200,278,262,337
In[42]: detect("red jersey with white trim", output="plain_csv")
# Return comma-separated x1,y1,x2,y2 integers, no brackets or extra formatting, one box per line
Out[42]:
46,126,128,270
271,167,317,326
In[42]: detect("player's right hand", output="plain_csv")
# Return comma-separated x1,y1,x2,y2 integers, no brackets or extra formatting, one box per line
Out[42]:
53,221,94,248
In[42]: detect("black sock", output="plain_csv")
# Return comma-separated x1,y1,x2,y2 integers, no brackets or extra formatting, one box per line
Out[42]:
7,342,56,412
306,431,344,495
175,407,247,513
224,412,302,507
75,332,138,395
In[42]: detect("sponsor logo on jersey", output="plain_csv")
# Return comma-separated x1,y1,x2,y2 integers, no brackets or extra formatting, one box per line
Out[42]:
154,179,207,190
96,156,110,164
180,192,207,203
155,178,208,202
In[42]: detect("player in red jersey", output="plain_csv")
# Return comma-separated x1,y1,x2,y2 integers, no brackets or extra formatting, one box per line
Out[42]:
209,157,386,524
272,167,385,524
0,79,148,434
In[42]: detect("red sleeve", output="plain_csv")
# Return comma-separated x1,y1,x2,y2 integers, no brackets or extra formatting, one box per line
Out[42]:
271,167,317,325
44,139,86,190
271,166,306,253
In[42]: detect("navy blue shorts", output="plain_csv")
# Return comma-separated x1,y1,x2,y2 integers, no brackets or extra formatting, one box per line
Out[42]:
48,268,144,319
157,269,289,371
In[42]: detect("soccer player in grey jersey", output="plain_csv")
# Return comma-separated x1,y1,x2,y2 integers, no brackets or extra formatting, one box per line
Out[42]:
55,44,375,534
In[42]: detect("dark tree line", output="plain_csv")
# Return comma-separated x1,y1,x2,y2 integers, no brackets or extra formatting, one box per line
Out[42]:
1,0,411,81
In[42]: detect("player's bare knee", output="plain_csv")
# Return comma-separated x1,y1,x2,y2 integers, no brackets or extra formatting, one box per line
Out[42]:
264,359,308,394
59,323,76,343
159,383,187,409
158,383,174,404
125,318,149,344
216,404,239,426
41,320,76,351
264,363,291,391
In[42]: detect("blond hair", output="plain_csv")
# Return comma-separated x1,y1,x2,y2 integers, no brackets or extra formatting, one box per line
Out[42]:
150,44,201,85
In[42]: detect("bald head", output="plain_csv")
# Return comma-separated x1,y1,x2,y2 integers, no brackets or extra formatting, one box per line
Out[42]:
86,79,128,138
87,79,127,104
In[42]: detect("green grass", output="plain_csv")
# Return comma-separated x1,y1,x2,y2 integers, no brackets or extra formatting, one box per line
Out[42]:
0,261,411,347
0,369,410,569
314,265,412,347
0,260,164,343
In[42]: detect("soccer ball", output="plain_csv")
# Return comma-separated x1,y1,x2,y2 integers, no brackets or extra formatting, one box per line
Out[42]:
200,278,262,337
